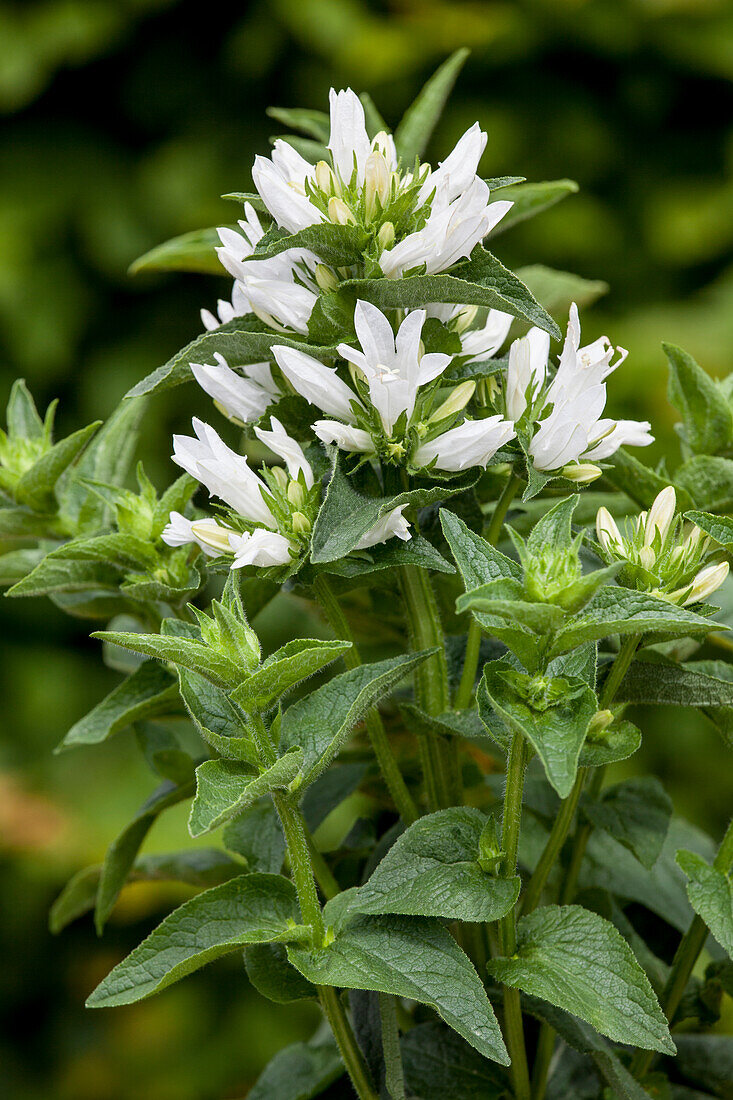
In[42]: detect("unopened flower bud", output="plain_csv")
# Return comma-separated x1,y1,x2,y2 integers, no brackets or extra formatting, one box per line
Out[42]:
596,506,622,554
314,264,339,292
639,545,656,571
287,480,307,509
683,561,729,605
327,196,355,225
190,519,234,554
562,462,602,484
587,709,614,739
453,305,479,334
644,486,676,547
377,221,395,250
269,466,289,490
428,381,476,423
364,151,390,219
291,511,311,536
315,160,337,196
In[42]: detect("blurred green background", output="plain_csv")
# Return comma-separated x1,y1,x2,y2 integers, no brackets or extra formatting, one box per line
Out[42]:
1,1,732,1097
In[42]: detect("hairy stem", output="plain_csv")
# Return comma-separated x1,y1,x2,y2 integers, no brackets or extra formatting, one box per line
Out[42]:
496,731,531,1100
399,564,459,809
313,574,419,824
454,473,522,711
631,815,733,1080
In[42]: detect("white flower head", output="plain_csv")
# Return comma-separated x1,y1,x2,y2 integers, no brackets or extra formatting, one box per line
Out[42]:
355,505,412,550
191,353,278,425
161,512,230,557
272,345,359,421
312,420,375,454
338,301,451,435
413,415,516,472
254,416,314,488
172,419,275,527
229,527,294,569
528,305,652,472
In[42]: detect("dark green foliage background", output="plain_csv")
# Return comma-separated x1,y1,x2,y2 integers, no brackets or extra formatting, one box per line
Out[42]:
1,1,732,1096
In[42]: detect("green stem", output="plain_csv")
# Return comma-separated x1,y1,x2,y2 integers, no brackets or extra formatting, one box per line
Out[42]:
274,790,377,1100
454,473,522,711
313,574,419,824
307,835,341,901
527,635,640,1100
497,731,531,1100
399,564,459,809
630,815,733,1081
379,993,406,1100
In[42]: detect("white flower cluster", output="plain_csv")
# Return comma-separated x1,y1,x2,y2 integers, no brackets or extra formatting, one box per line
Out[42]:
164,85,655,572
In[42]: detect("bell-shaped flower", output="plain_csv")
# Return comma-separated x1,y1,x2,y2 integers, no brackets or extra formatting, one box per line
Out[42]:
252,143,321,234
254,416,314,488
191,353,279,424
172,419,275,528
161,512,230,557
229,528,294,569
338,302,452,434
379,178,512,278
312,421,376,454
413,415,516,472
273,345,360,421
417,122,487,205
505,328,550,421
355,505,411,549
425,304,513,365
528,305,652,472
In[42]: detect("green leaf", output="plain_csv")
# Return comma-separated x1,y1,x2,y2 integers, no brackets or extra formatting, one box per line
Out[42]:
125,319,338,399
604,448,692,512
178,667,259,764
674,1034,733,1097
95,776,195,932
686,509,733,551
49,849,244,934
401,1023,507,1099
488,904,674,1054
223,798,285,874
522,996,649,1100
255,223,369,266
0,506,64,540
348,808,519,922
6,378,44,439
440,508,521,587
579,717,641,768
58,661,180,751
549,587,720,658
87,874,307,1008
7,552,124,599
310,451,478,564
666,343,733,457
14,421,101,512
244,942,317,1006
189,752,304,838
288,910,509,1065
63,397,148,533
583,777,672,869
314,532,455,587
346,249,559,338
129,227,226,276
491,180,579,236
231,639,351,712
481,663,597,797
279,651,435,787
515,264,608,323
91,629,242,689
394,48,470,163
676,455,733,512
617,652,733,707
677,849,733,958
247,1033,343,1100
266,105,330,142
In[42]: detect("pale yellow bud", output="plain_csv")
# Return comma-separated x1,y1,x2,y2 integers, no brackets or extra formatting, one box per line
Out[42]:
561,463,602,484
315,160,336,196
453,305,479,335
314,264,339,292
287,480,307,509
639,545,656,571
364,151,390,219
291,511,311,536
644,486,676,547
428,381,476,424
269,466,289,490
190,520,233,554
327,196,355,225
683,561,729,605
377,221,395,250
596,506,622,554
587,709,614,738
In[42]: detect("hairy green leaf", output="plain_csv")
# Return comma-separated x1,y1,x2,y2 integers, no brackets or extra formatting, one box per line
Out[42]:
394,48,470,163
677,849,733,958
491,179,578,236
232,638,351,712
129,227,226,276
488,904,674,1054
58,661,179,751
244,943,317,1006
15,420,101,512
223,798,285,874
247,1032,343,1100
189,752,304,838
401,1022,507,1100
583,777,672,868
666,343,733,457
